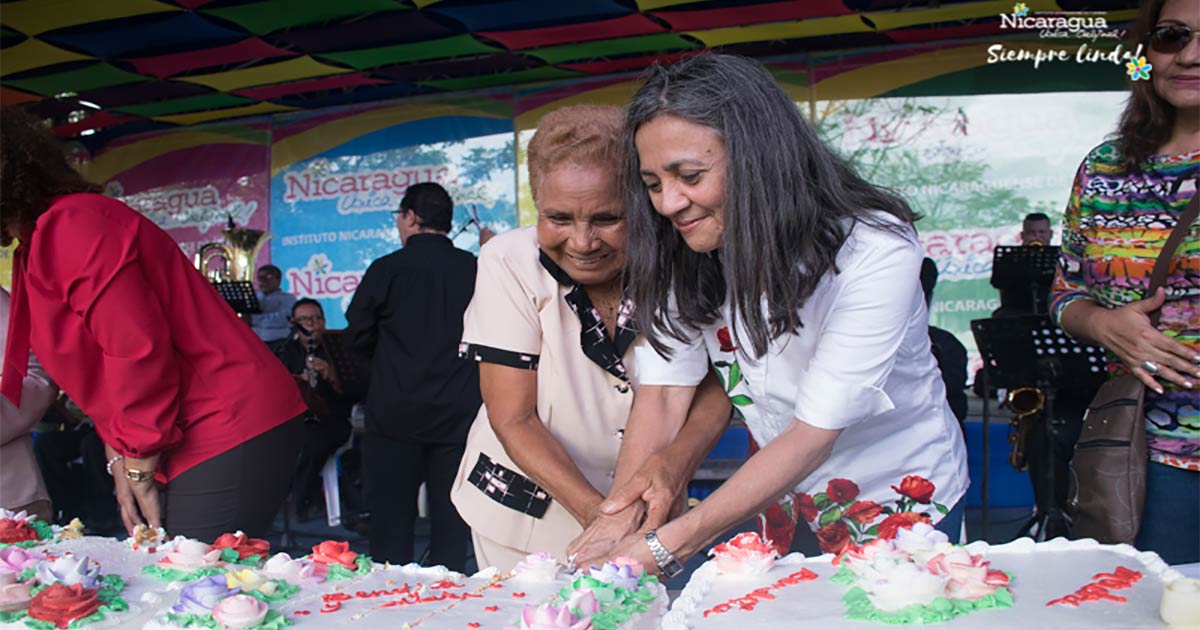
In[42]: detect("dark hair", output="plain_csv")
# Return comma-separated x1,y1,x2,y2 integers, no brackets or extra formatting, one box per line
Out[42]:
1023,212,1050,224
0,105,102,247
400,182,453,233
257,264,282,279
1115,0,1172,166
291,297,323,317
920,257,939,308
624,54,918,358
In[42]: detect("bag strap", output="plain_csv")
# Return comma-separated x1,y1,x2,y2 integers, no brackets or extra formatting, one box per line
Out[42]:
1146,187,1198,326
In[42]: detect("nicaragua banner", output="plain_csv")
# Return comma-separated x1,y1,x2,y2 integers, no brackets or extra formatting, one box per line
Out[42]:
270,98,517,328
84,124,272,264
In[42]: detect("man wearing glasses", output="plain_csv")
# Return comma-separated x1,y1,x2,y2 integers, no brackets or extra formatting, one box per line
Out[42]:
346,182,491,572
271,298,357,522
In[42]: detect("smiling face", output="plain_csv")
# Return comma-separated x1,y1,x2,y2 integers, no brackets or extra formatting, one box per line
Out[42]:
1020,218,1052,245
634,114,727,254
535,165,626,288
1149,0,1200,113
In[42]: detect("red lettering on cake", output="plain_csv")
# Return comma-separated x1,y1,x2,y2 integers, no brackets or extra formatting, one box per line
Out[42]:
701,569,818,618
512,592,525,598
1047,565,1142,607
293,610,310,616
484,605,499,612
467,623,481,628
430,580,465,590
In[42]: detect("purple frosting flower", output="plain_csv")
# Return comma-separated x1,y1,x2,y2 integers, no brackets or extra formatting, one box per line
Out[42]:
34,555,99,589
587,562,640,592
0,547,44,574
171,575,241,615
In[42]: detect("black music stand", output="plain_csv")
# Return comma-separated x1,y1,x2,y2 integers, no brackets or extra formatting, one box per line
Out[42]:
991,245,1060,315
211,281,261,314
971,315,1106,541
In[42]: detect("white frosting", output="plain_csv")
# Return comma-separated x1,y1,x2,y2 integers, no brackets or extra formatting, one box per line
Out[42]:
0,535,667,630
666,537,1182,630
1160,578,1200,628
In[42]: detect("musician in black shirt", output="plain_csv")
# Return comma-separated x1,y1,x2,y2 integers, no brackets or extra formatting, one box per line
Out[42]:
346,183,487,571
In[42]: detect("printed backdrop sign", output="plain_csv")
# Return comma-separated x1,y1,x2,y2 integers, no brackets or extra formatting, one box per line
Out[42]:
818,91,1128,372
271,102,517,328
88,125,272,265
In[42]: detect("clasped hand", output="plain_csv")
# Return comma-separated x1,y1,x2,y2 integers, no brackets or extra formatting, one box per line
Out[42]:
568,453,687,569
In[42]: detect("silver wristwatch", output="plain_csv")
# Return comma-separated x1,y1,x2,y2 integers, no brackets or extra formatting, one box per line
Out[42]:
644,530,684,579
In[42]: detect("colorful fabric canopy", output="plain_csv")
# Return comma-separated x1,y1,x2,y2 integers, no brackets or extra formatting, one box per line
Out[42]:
0,0,1136,143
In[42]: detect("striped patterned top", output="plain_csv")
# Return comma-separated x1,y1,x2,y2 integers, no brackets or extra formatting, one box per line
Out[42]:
1050,142,1199,471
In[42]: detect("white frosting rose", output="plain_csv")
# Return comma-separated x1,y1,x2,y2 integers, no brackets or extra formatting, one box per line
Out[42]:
162,538,222,570
512,553,561,582
861,562,948,612
261,553,320,584
892,522,952,564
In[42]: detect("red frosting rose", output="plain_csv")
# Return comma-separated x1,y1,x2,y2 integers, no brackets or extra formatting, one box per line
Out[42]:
311,541,358,570
826,479,860,503
877,512,932,540
815,521,851,555
844,500,883,524
891,475,936,504
212,533,270,560
27,584,100,629
716,327,736,352
796,493,819,523
0,519,38,544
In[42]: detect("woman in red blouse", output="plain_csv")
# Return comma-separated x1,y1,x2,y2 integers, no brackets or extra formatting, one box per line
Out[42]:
0,106,306,541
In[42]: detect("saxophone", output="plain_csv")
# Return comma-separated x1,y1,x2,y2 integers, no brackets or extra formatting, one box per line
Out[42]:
1005,386,1045,471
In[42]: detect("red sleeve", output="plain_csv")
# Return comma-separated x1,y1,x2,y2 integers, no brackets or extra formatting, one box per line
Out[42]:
32,200,183,457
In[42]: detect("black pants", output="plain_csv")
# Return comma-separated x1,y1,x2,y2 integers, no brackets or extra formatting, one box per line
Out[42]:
165,415,305,542
365,433,469,572
294,416,353,514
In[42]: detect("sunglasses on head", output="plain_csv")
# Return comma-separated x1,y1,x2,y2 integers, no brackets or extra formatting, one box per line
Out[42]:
1149,24,1200,54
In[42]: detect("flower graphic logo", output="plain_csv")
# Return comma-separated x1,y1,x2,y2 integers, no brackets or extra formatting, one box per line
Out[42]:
1126,57,1152,81
307,254,332,276
1012,2,1028,17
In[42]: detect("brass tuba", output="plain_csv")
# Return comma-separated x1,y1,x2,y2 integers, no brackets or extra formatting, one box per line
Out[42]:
1005,386,1045,471
196,219,272,282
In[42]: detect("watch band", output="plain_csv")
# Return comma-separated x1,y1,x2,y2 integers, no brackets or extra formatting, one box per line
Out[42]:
644,530,684,579
124,467,154,482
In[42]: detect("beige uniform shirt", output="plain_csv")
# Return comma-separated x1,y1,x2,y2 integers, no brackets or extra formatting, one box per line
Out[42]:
451,227,637,557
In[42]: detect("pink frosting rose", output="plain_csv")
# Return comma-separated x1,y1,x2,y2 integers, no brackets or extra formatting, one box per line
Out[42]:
926,549,1010,601
0,572,33,612
211,594,268,629
517,603,593,630
0,546,45,574
161,538,223,570
608,556,645,575
708,532,779,575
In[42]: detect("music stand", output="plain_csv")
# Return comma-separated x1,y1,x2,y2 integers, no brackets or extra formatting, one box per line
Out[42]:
211,281,261,314
991,246,1060,315
971,315,1106,541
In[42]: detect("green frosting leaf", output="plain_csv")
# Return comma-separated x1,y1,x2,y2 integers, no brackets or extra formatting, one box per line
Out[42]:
246,580,299,602
142,564,226,583
830,565,856,584
0,609,28,623
323,556,372,581
0,541,40,550
18,567,35,582
30,521,53,541
840,585,1015,624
